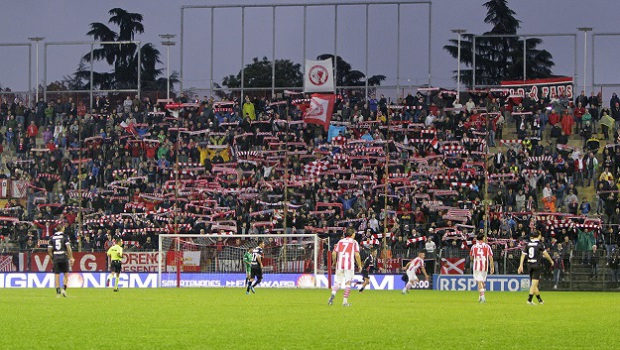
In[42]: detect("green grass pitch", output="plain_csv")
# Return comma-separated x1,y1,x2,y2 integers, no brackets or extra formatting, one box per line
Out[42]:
1,288,617,349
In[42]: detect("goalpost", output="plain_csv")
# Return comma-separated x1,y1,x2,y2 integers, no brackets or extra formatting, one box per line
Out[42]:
157,234,323,288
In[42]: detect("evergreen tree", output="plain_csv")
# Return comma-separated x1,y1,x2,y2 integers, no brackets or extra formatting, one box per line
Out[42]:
81,8,164,91
444,0,554,87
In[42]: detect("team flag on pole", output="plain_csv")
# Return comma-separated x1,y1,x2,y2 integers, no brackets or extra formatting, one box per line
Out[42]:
304,59,334,93
430,136,439,149
120,121,137,136
303,94,336,131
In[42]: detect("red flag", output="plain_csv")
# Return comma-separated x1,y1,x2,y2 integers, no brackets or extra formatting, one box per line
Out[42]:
430,136,439,149
303,94,336,131
440,258,465,275
120,121,137,136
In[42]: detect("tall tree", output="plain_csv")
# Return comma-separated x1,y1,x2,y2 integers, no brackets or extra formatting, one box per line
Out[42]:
221,55,386,95
444,0,554,87
61,59,90,90
81,8,164,90
316,54,386,87
222,57,304,91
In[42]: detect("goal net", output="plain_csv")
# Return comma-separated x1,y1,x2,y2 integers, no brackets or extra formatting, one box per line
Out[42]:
158,234,322,288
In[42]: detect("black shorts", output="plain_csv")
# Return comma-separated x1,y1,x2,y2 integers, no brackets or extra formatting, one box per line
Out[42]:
362,270,370,280
111,260,122,274
250,266,263,280
529,266,541,281
53,258,69,274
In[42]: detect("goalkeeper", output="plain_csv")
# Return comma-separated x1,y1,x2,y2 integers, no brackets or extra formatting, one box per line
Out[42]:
243,247,253,290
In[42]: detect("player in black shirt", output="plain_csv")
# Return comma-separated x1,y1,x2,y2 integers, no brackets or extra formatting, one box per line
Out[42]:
518,231,554,305
358,248,377,293
246,241,265,294
47,227,74,297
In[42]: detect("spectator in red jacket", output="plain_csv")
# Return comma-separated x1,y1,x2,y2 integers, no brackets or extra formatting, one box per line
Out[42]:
34,219,60,239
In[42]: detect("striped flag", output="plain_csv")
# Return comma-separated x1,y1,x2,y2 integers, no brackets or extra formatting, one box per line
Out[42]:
440,258,465,275
0,255,16,272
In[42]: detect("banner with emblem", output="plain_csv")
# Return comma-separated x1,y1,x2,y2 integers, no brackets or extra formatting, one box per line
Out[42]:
304,59,334,93
0,180,9,198
303,94,336,131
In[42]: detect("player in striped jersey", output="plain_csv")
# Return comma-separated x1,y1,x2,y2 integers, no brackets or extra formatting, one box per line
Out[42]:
402,251,429,294
470,233,494,303
328,228,362,306
518,231,554,305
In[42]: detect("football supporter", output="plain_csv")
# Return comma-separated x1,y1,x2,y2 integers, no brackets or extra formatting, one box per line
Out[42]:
0,87,606,285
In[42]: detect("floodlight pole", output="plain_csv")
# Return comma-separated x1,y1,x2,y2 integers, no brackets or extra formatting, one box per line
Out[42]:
577,27,593,94
160,34,177,101
451,30,466,100
28,37,45,103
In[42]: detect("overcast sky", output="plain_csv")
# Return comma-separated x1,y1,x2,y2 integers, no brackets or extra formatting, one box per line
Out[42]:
1,0,619,101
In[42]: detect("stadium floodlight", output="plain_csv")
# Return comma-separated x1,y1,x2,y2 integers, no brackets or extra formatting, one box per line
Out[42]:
577,27,592,93
28,37,45,102
451,29,466,100
160,34,176,101
158,234,322,288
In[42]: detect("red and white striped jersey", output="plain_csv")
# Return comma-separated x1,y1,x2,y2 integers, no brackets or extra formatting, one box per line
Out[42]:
334,237,360,271
407,257,424,273
470,242,493,272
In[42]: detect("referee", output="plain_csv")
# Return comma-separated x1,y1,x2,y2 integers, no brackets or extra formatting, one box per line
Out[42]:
106,239,124,292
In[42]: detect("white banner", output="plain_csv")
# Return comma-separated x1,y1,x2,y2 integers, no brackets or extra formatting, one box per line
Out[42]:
166,251,201,272
183,251,201,267
304,59,334,93
0,180,9,198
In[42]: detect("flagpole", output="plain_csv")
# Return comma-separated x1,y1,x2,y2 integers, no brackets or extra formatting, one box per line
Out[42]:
282,108,289,263
77,112,83,252
484,112,490,242
383,110,390,259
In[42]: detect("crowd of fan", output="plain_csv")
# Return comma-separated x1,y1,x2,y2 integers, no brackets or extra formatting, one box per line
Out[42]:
0,87,618,274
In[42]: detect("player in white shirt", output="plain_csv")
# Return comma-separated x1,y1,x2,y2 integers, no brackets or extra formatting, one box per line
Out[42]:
402,251,429,294
328,228,362,306
470,233,494,303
